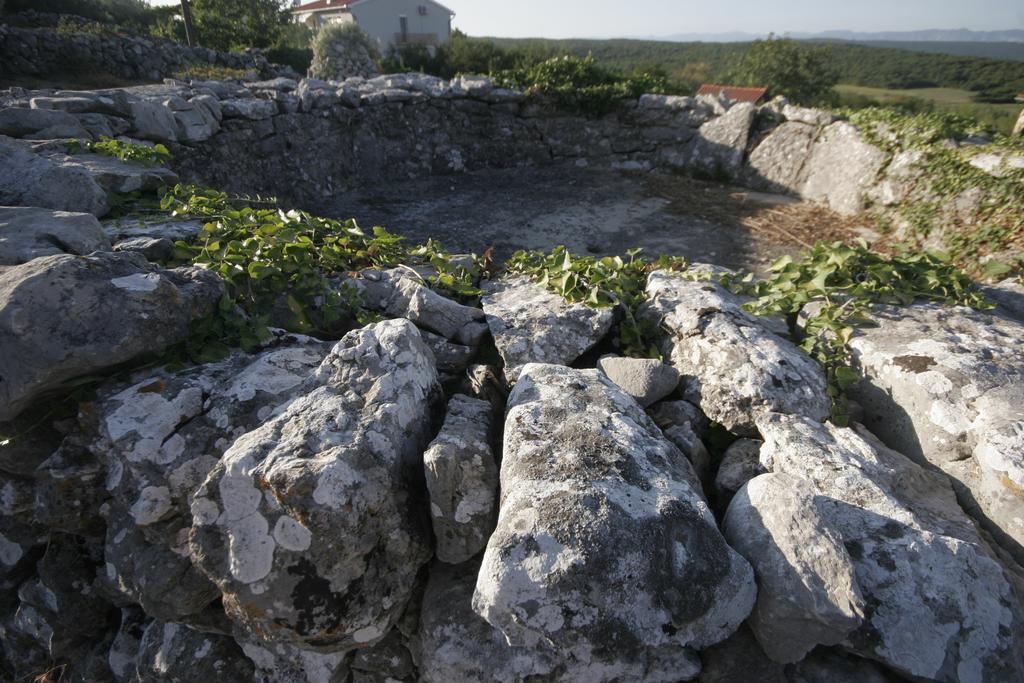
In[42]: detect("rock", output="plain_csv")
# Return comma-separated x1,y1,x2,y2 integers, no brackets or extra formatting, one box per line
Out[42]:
782,104,834,127
597,355,680,407
689,102,756,179
189,320,439,651
350,628,417,682
129,100,179,143
249,77,299,92
801,121,887,215
31,95,123,115
221,97,278,120
757,412,1024,682
108,607,148,683
0,251,223,421
0,206,111,266
134,620,255,682
58,152,179,194
481,276,614,383
642,272,830,435
113,235,174,261
104,217,205,244
695,624,786,683
848,303,1024,566
475,363,755,672
419,329,476,374
419,559,558,683
713,437,765,505
238,635,350,683
968,152,1024,178
1014,108,1024,137
744,121,817,194
985,277,1024,323
3,533,119,673
361,269,488,346
648,400,711,483
423,394,497,564
0,106,82,137
171,98,220,142
723,472,865,663
0,135,108,216
451,75,493,98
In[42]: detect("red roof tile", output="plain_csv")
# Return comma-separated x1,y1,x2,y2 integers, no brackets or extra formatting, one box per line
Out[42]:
696,84,769,103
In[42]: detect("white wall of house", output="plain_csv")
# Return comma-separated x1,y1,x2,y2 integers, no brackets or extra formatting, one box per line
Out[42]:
349,0,453,51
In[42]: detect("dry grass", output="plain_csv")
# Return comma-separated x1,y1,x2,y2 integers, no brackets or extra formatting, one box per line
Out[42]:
641,173,870,251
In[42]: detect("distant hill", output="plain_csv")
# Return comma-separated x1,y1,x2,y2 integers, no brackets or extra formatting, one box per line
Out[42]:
487,37,1024,100
813,40,1024,63
642,29,1024,43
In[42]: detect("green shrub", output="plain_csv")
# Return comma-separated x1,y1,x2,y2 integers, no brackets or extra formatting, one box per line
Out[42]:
494,55,671,115
66,136,171,166
311,22,380,67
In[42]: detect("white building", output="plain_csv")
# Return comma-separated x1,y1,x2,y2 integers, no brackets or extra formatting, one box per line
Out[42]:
291,0,455,51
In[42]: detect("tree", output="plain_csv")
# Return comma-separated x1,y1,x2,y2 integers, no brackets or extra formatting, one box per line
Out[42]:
729,35,839,106
187,0,288,51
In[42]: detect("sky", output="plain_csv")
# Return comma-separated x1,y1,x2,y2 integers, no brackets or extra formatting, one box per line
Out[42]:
148,0,1024,39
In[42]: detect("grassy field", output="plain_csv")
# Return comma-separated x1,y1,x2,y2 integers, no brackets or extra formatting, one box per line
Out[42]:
836,84,1023,134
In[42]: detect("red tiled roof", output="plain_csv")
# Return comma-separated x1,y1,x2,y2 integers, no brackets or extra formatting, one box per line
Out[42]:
291,0,356,13
696,84,769,103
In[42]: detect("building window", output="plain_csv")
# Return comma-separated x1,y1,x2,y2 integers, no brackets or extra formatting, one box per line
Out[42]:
418,5,428,15
399,15,408,41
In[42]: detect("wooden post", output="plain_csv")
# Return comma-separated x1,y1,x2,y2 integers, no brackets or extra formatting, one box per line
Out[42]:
180,0,198,47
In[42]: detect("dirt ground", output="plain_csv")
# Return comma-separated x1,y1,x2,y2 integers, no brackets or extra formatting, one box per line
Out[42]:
315,164,871,275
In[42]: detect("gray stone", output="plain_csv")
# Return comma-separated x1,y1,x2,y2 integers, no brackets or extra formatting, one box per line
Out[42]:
744,121,817,194
724,472,865,663
0,206,111,266
129,100,179,143
713,437,765,504
361,269,488,346
598,355,680,407
849,303,1024,565
758,412,1024,682
134,620,255,682
1014,108,1024,137
968,152,1024,178
0,106,81,137
782,104,834,127
481,276,614,383
985,277,1024,323
643,272,830,435
76,112,130,139
93,337,330,620
249,77,299,92
0,251,223,421
189,320,438,651
104,217,205,244
0,135,108,216
172,99,220,142
58,152,179,194
113,236,174,261
237,635,350,683
424,394,497,564
688,102,756,179
419,329,476,374
475,363,754,670
221,97,277,120
419,559,559,683
801,121,887,215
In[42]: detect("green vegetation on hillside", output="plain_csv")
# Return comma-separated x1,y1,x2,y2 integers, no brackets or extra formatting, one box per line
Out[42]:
836,85,1023,135
841,39,1024,63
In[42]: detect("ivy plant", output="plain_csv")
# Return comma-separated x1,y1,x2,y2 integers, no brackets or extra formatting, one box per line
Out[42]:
66,136,173,166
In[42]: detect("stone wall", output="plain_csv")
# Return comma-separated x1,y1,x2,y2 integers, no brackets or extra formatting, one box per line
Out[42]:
0,22,294,83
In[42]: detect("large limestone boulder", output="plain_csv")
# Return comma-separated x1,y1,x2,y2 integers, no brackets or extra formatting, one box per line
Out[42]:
849,303,1024,565
0,106,87,138
475,363,755,677
800,121,887,215
481,276,614,383
688,101,756,179
1013,107,1024,137
0,135,108,216
723,472,865,663
0,206,111,266
423,394,498,564
189,319,439,651
642,272,829,435
91,337,331,621
756,413,1024,682
56,152,179,194
0,251,223,421
744,121,817,194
